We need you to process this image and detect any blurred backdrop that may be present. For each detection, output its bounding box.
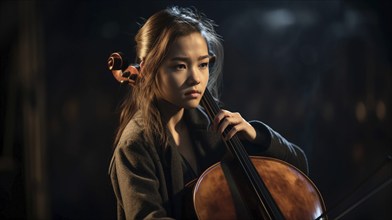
[1,0,391,219]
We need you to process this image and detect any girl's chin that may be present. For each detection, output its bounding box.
[183,101,201,109]
[184,106,199,110]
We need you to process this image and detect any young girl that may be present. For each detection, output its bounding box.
[109,6,308,219]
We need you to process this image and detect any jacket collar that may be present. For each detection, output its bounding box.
[183,106,211,131]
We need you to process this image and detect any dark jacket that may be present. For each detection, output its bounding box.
[109,107,308,220]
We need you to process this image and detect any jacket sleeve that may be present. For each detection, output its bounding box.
[244,120,309,175]
[109,141,174,220]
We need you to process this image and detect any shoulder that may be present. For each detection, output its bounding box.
[109,112,159,174]
[118,111,145,147]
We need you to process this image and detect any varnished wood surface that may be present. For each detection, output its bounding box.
[193,156,326,220]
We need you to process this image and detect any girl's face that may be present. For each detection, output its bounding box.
[157,32,210,109]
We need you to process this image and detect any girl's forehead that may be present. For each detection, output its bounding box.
[166,33,208,58]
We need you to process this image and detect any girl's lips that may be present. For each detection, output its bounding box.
[185,90,201,98]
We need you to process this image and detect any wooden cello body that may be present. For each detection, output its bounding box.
[192,157,326,220]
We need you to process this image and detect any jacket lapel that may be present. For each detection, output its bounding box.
[185,107,226,174]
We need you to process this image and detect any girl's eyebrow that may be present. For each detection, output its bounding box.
[170,55,211,62]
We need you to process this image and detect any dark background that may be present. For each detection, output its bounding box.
[1,0,391,219]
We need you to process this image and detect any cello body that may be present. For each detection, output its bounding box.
[192,156,327,220]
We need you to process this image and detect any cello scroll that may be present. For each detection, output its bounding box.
[107,52,141,86]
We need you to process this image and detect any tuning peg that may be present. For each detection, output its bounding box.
[121,71,130,78]
[129,74,138,81]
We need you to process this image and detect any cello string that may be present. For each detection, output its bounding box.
[201,91,271,216]
[201,91,261,193]
[201,89,281,219]
[202,90,252,172]
[203,90,267,182]
[202,89,268,191]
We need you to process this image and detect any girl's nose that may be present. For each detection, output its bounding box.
[188,68,201,85]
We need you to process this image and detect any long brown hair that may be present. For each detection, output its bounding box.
[114,6,224,148]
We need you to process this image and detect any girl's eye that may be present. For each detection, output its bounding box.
[175,64,186,70]
[199,62,209,69]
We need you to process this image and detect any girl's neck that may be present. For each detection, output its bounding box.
[157,98,185,134]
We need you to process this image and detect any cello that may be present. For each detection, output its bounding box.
[107,52,327,220]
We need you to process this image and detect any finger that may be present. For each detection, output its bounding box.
[224,124,243,140]
[217,117,231,134]
[213,110,230,130]
[218,115,243,135]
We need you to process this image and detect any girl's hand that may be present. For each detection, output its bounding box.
[213,110,261,144]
